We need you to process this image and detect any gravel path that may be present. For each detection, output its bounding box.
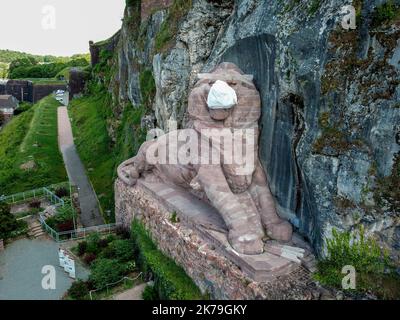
[0,238,89,300]
[58,107,104,227]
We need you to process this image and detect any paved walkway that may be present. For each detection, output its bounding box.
[0,238,89,300]
[58,107,103,227]
[112,283,146,300]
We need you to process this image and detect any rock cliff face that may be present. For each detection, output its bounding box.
[105,0,399,259]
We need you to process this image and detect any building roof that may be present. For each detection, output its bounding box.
[0,95,18,109]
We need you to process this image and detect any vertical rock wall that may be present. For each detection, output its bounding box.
[108,0,400,260]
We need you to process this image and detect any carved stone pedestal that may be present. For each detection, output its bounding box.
[115,176,318,299]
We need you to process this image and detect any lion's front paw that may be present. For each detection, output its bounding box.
[228,229,264,255]
[265,220,293,242]
[118,165,139,186]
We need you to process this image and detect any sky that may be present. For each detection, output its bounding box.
[0,0,126,57]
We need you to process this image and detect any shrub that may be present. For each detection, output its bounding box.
[29,200,41,209]
[314,227,400,299]
[55,187,69,198]
[100,246,116,259]
[13,102,32,115]
[56,220,74,232]
[131,220,204,300]
[45,204,74,232]
[98,238,109,248]
[0,202,19,240]
[77,241,87,256]
[67,280,89,300]
[142,284,159,300]
[83,253,97,265]
[8,220,28,238]
[116,226,130,239]
[89,258,126,290]
[110,239,134,262]
[106,234,116,243]
[86,232,101,254]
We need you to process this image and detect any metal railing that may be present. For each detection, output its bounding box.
[0,185,66,207]
[89,273,143,300]
[38,214,121,243]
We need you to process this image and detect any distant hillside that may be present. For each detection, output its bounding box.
[0,49,90,79]
[0,49,59,64]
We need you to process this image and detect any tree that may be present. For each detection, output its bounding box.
[0,202,18,239]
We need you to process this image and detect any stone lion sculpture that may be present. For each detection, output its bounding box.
[117,62,293,255]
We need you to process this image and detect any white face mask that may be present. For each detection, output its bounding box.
[207,80,238,110]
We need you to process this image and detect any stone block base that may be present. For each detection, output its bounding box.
[115,177,318,300]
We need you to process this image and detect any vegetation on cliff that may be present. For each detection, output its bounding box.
[131,220,205,300]
[0,96,67,195]
[154,0,193,53]
[315,227,400,299]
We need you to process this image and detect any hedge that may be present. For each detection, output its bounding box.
[131,220,204,300]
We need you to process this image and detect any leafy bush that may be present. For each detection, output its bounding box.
[110,239,135,262]
[116,226,131,239]
[83,253,97,266]
[0,202,19,239]
[106,234,116,243]
[55,187,69,198]
[77,241,87,256]
[142,284,159,300]
[98,238,109,249]
[57,220,74,232]
[29,200,41,209]
[315,227,400,299]
[86,233,101,254]
[45,204,74,232]
[8,220,28,239]
[131,220,204,300]
[100,246,116,259]
[13,102,32,116]
[67,280,89,300]
[89,258,127,290]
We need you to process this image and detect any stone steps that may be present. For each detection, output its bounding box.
[28,222,45,239]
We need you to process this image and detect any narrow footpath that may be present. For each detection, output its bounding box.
[58,106,104,227]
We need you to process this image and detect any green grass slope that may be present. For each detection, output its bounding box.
[0,96,67,195]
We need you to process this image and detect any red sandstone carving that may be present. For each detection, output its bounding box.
[117,63,293,255]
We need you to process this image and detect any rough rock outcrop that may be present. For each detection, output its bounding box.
[107,0,400,261]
